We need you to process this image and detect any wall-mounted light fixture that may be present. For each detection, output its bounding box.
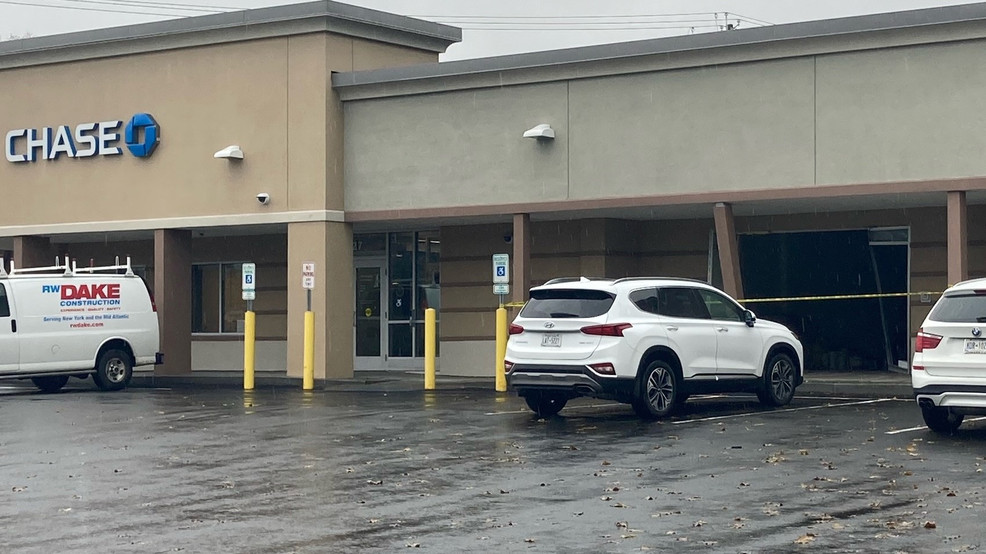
[214,145,244,159]
[523,124,554,140]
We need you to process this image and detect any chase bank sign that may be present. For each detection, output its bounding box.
[5,112,160,163]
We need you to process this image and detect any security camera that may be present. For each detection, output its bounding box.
[256,193,270,205]
[503,233,513,244]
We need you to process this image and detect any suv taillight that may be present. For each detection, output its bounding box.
[580,323,632,337]
[915,329,942,352]
[504,360,514,373]
[509,324,524,335]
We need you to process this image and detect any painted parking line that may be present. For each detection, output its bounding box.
[672,398,901,425]
[885,416,986,435]
[487,397,903,417]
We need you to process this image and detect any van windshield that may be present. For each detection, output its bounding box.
[520,289,615,319]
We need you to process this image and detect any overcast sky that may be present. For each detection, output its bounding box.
[0,0,976,60]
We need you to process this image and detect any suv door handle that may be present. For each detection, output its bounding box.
[716,327,728,333]
[666,326,678,332]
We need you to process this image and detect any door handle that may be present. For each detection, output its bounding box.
[716,327,728,333]
[666,326,678,332]
[11,319,16,333]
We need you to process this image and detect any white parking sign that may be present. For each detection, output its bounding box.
[242,263,256,300]
[492,254,509,284]
[302,262,315,290]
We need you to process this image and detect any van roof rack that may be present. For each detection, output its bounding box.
[0,256,135,278]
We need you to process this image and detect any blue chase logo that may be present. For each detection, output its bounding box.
[5,112,161,163]
[124,113,160,158]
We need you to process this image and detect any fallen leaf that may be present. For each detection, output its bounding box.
[794,533,816,544]
[924,521,937,529]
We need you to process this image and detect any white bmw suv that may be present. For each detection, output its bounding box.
[504,277,804,418]
[912,277,986,434]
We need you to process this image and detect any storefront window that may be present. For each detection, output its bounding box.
[192,262,244,333]
[389,233,415,356]
[415,230,440,357]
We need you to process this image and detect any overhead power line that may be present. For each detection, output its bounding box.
[0,0,233,18]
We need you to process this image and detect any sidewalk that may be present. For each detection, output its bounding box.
[131,369,913,398]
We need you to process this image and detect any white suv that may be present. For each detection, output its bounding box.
[912,277,986,434]
[505,277,804,418]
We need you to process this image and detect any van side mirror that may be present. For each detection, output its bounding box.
[744,310,756,327]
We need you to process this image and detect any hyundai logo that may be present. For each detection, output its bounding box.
[974,328,982,337]
[544,322,555,329]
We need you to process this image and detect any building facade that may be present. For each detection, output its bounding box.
[3,1,985,379]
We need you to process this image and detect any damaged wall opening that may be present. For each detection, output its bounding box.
[737,228,909,373]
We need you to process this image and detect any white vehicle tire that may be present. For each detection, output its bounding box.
[93,349,133,391]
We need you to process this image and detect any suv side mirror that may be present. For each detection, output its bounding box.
[744,309,756,327]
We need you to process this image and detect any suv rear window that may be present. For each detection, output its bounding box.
[521,289,615,319]
[929,293,986,323]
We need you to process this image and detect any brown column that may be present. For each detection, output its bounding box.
[512,213,531,305]
[13,236,54,269]
[713,202,745,300]
[287,221,353,380]
[947,191,968,286]
[154,229,192,375]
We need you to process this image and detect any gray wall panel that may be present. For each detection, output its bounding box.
[567,58,816,198]
[816,41,986,184]
[344,83,569,211]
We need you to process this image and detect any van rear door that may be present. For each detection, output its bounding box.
[0,283,18,373]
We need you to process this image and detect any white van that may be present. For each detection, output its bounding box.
[0,257,161,392]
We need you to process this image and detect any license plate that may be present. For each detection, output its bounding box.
[965,339,986,354]
[541,333,561,347]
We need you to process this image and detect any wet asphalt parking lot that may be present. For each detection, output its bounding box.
[2,381,985,553]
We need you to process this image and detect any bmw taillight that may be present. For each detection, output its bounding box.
[580,323,632,337]
[915,329,942,352]
[509,324,524,335]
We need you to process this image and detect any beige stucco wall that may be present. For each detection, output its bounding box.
[343,40,986,212]
[816,41,986,184]
[1,38,293,223]
[0,33,437,226]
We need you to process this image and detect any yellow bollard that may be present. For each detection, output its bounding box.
[425,308,436,390]
[243,310,256,390]
[303,310,314,390]
[495,306,507,392]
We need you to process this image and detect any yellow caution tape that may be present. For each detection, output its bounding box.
[500,291,941,308]
[738,291,942,304]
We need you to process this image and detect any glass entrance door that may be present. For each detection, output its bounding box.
[354,260,385,369]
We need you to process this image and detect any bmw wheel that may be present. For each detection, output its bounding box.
[524,391,568,418]
[633,360,679,419]
[921,405,964,434]
[93,349,133,391]
[759,353,797,407]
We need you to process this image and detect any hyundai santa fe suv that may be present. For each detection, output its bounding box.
[912,277,986,434]
[504,277,804,418]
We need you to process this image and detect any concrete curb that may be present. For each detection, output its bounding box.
[131,371,913,398]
